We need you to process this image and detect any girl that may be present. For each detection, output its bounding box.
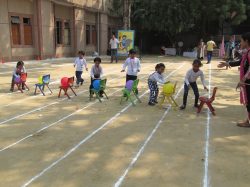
[89,57,104,97]
[148,63,169,106]
[224,37,235,61]
[121,49,141,96]
[10,61,26,91]
[218,32,250,127]
[197,39,205,60]
[180,59,208,109]
[73,51,88,88]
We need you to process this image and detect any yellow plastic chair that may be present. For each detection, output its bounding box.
[158,81,178,110]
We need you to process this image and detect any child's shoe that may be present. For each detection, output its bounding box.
[80,79,84,85]
[22,87,25,90]
[75,84,79,88]
[148,102,155,106]
[99,94,103,98]
[194,104,200,108]
[154,100,158,104]
[180,105,186,110]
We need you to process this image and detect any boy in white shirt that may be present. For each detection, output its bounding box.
[121,49,141,96]
[73,51,88,88]
[109,35,119,63]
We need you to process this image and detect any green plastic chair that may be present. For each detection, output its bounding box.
[90,78,109,102]
[120,79,141,107]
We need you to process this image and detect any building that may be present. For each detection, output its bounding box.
[0,0,123,62]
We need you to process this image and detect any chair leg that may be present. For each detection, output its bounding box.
[42,84,45,91]
[47,85,53,93]
[158,96,165,109]
[170,96,178,106]
[12,84,15,92]
[103,91,109,99]
[34,85,37,95]
[17,84,23,93]
[166,96,176,111]
[207,103,216,115]
[89,91,93,101]
[197,102,204,114]
[40,86,45,96]
[69,87,77,96]
[58,88,62,98]
[120,92,125,104]
[24,83,30,90]
[128,95,136,106]
[64,88,71,99]
[133,91,141,103]
[96,92,102,102]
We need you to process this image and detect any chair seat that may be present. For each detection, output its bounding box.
[160,91,174,96]
[199,97,213,103]
[35,83,43,86]
[59,86,69,89]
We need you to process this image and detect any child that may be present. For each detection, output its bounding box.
[10,61,26,91]
[180,59,208,109]
[148,63,170,106]
[73,51,88,88]
[89,57,104,97]
[121,49,141,96]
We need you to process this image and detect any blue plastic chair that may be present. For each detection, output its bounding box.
[34,74,53,96]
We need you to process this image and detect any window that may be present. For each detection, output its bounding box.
[56,21,62,44]
[23,18,32,45]
[86,25,90,45]
[10,14,34,47]
[92,25,96,45]
[11,16,21,45]
[64,22,70,45]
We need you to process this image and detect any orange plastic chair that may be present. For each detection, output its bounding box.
[58,76,77,99]
[12,73,30,93]
[197,87,218,115]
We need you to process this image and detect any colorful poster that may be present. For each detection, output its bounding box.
[117,30,135,56]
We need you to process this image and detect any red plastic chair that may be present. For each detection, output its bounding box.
[58,76,77,99]
[197,87,218,115]
[12,73,30,93]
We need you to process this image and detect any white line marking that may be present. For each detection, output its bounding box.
[0,66,119,98]
[114,84,184,187]
[21,63,183,187]
[203,64,211,187]
[0,63,162,152]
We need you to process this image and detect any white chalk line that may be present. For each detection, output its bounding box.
[0,67,121,108]
[0,63,163,152]
[203,64,211,187]
[115,85,184,187]
[0,66,119,98]
[21,63,182,187]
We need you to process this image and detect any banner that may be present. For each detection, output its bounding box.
[117,30,135,56]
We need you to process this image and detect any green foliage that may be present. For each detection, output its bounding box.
[134,46,140,54]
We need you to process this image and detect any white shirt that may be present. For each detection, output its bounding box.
[109,38,119,49]
[178,41,183,47]
[149,71,166,84]
[73,58,88,71]
[123,57,141,76]
[91,65,103,78]
[185,68,206,87]
[13,66,26,78]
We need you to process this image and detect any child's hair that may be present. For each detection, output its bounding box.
[94,57,101,63]
[122,35,126,38]
[193,59,203,67]
[210,37,213,40]
[241,32,250,45]
[155,63,165,71]
[129,49,136,54]
[17,61,24,66]
[78,50,85,55]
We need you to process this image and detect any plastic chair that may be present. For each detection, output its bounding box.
[12,73,30,93]
[34,74,53,96]
[120,79,141,107]
[90,78,109,102]
[158,81,178,110]
[197,87,218,115]
[58,76,77,99]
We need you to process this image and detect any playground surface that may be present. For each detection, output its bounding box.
[0,55,249,187]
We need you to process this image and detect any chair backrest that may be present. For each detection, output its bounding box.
[210,87,218,101]
[132,79,139,91]
[43,74,50,84]
[172,81,178,94]
[68,76,74,87]
[99,78,107,90]
[20,73,27,82]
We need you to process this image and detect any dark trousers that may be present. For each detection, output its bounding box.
[89,76,104,95]
[111,49,117,62]
[75,71,83,85]
[207,51,213,63]
[11,74,24,89]
[125,74,138,94]
[183,82,199,106]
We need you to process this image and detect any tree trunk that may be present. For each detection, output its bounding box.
[123,0,131,30]
[201,12,206,39]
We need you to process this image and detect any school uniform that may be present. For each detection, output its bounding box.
[183,68,206,106]
[122,57,141,93]
[89,65,104,95]
[73,58,88,85]
[148,71,166,102]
